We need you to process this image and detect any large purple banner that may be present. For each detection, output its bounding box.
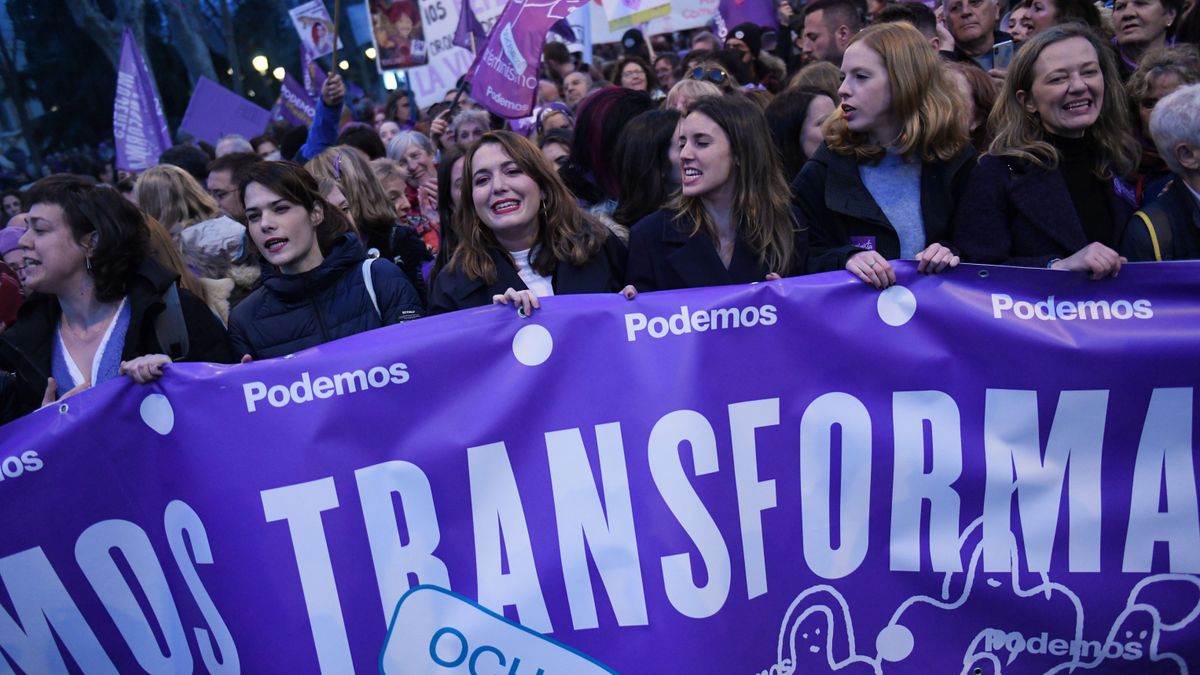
[2,262,1199,673]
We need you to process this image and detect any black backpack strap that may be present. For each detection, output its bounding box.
[155,282,190,360]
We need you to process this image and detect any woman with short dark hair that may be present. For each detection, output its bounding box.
[228,162,422,360]
[0,175,232,422]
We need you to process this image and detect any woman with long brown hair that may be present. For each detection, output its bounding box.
[954,24,1140,276]
[429,131,627,315]
[627,94,807,291]
[791,22,974,289]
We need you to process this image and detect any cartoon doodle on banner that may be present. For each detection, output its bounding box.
[370,0,429,69]
[762,517,1200,674]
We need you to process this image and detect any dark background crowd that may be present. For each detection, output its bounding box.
[0,0,1198,423]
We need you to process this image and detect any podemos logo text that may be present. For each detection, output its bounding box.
[991,294,1152,321]
[624,304,778,341]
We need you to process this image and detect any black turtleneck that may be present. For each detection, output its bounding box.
[1049,133,1113,247]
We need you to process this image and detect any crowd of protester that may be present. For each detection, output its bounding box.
[0,0,1198,422]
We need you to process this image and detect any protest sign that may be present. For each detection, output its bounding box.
[575,0,719,46]
[600,0,672,31]
[290,0,343,59]
[112,28,171,171]
[2,262,1199,672]
[178,77,271,146]
[368,0,430,70]
[466,0,591,118]
[403,0,506,109]
[270,75,318,127]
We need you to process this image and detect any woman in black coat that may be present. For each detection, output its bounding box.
[228,162,422,360]
[790,23,975,289]
[627,95,807,292]
[429,131,627,316]
[0,176,232,423]
[953,25,1139,275]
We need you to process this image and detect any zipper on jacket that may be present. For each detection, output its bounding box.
[303,276,330,342]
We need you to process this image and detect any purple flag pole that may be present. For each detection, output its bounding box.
[464,0,591,119]
[113,28,172,172]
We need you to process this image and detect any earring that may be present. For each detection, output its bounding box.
[85,257,93,273]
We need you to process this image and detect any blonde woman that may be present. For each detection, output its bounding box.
[954,24,1139,276]
[135,164,220,240]
[791,22,975,289]
[307,146,431,302]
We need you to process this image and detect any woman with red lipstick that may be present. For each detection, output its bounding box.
[954,25,1140,276]
[428,131,627,315]
[627,95,808,292]
[228,162,423,360]
[790,22,975,290]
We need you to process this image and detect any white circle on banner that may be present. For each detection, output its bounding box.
[876,624,914,662]
[877,285,917,326]
[512,324,553,366]
[139,394,175,435]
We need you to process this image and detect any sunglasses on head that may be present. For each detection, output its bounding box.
[688,67,729,85]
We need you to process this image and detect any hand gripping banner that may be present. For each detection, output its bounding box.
[1,262,1199,673]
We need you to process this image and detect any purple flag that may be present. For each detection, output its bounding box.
[452,0,489,51]
[549,18,577,41]
[718,0,779,31]
[179,77,271,145]
[465,0,590,118]
[270,75,318,127]
[3,262,1200,672]
[113,28,171,171]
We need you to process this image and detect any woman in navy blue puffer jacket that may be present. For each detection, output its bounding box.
[228,161,422,360]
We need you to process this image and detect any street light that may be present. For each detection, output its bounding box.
[339,60,350,71]
[365,47,377,59]
[272,67,285,81]
[251,55,269,75]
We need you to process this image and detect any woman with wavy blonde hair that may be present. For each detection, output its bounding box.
[954,24,1139,277]
[627,95,807,292]
[135,164,220,240]
[791,22,974,289]
[429,131,627,315]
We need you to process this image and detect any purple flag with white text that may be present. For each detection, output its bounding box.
[2,262,1200,672]
[464,0,590,118]
[113,28,171,171]
[271,75,318,127]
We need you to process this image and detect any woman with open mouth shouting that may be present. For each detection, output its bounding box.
[227,162,423,361]
[954,24,1140,279]
[791,22,975,290]
[625,94,809,293]
[428,131,628,316]
[0,176,233,422]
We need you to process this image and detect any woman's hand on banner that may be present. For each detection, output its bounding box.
[493,288,540,317]
[847,251,896,289]
[120,354,172,384]
[916,243,960,274]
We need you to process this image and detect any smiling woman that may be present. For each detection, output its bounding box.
[428,131,627,315]
[953,25,1141,277]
